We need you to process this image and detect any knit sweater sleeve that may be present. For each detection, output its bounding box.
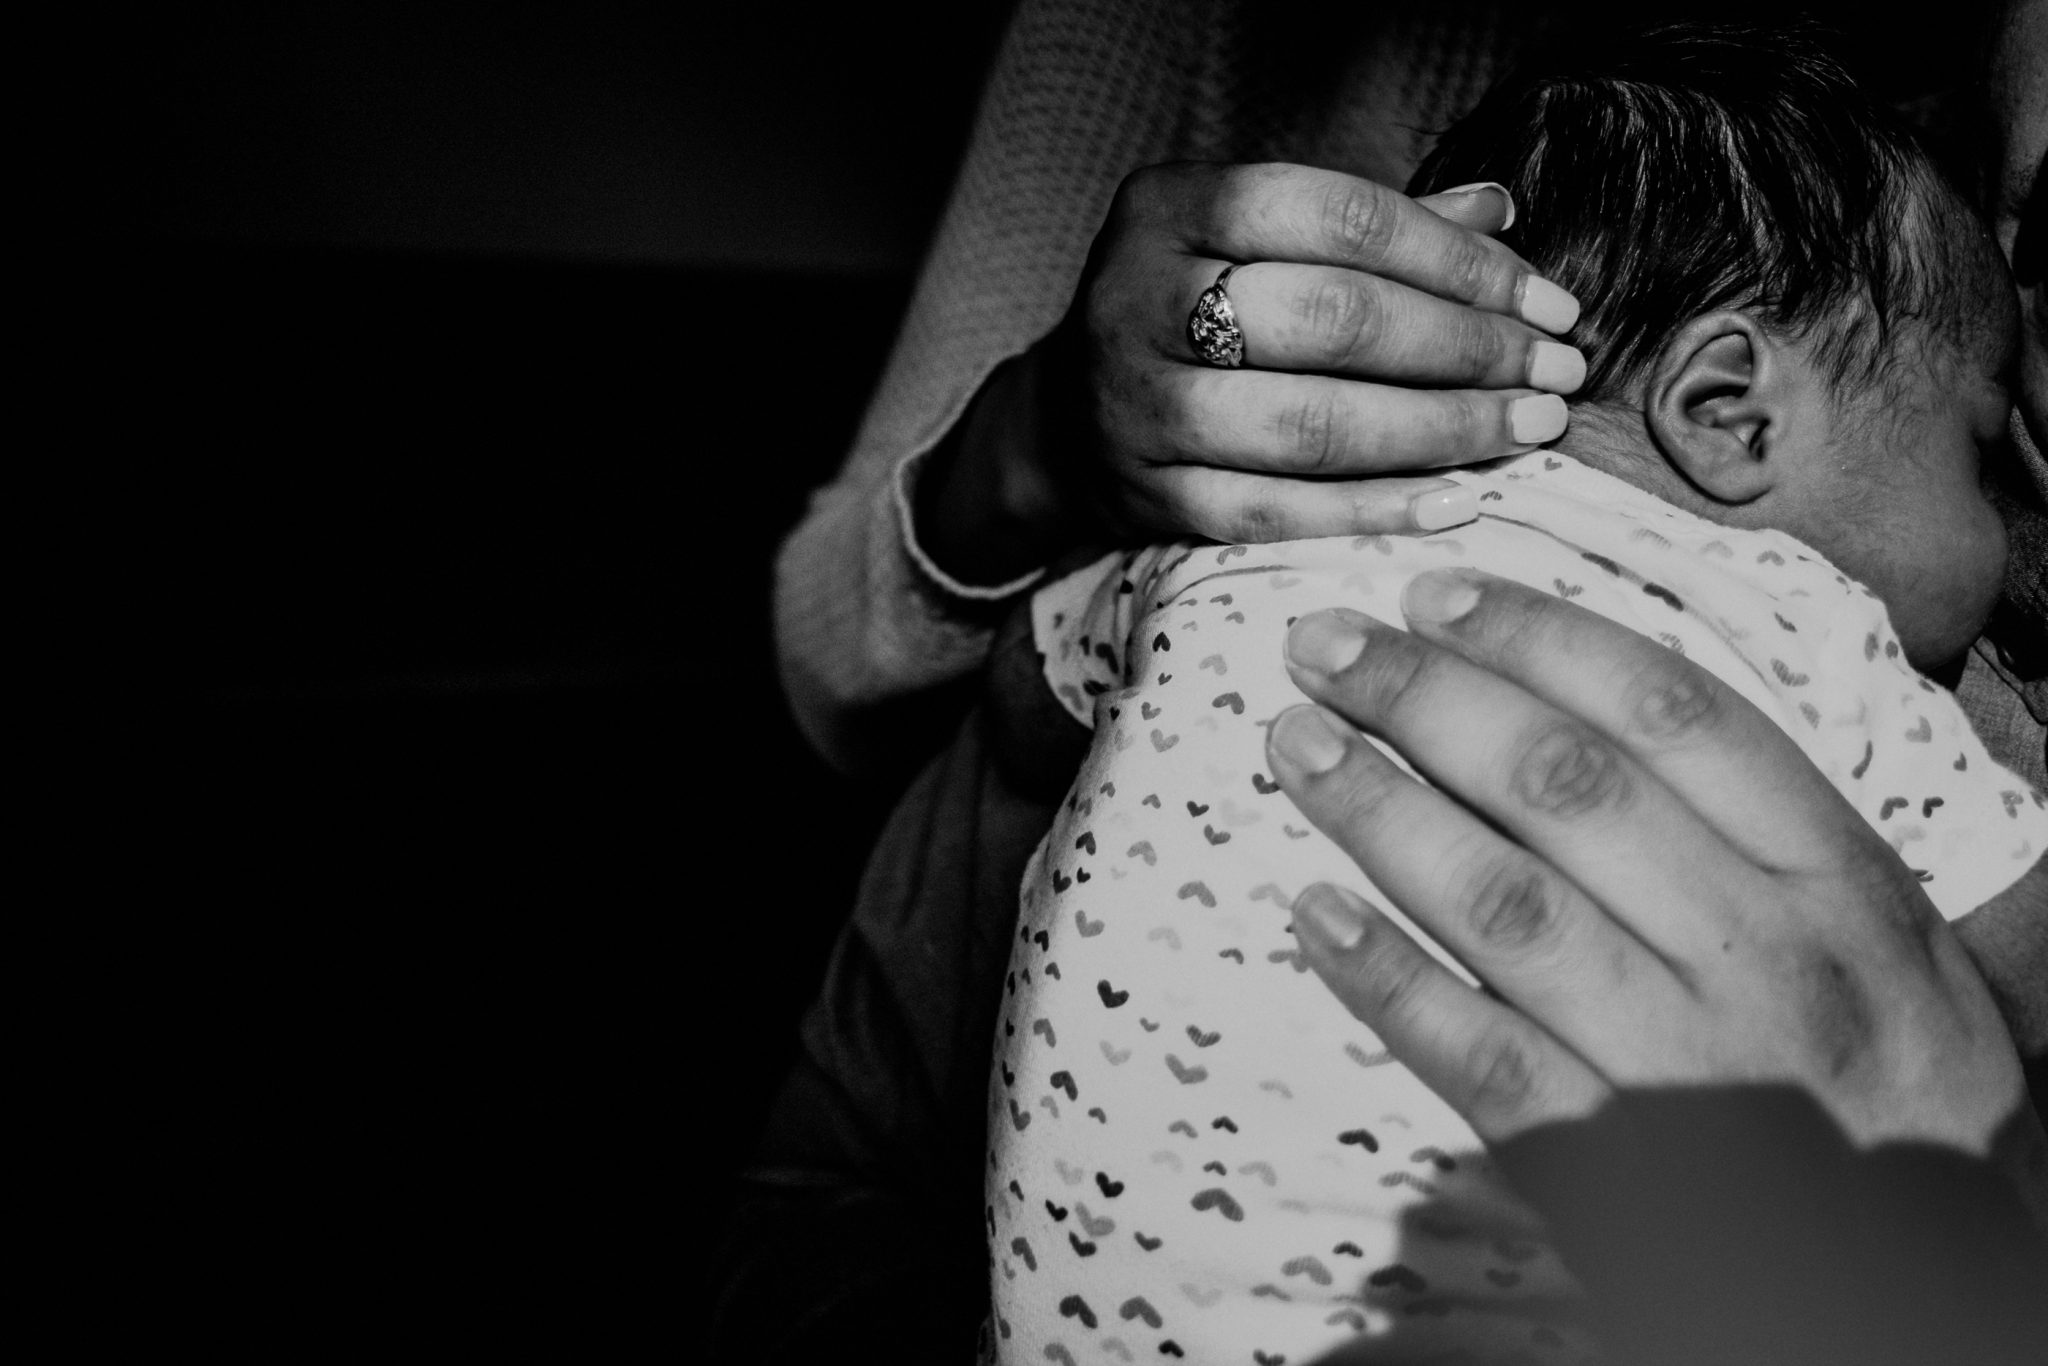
[770,0,1208,775]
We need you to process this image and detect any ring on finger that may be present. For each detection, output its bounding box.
[1188,263,1246,368]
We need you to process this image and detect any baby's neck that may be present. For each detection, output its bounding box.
[1544,412,1967,673]
[1547,408,1738,528]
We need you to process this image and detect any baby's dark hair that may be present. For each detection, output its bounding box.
[1410,21,1979,400]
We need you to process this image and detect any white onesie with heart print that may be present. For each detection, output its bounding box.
[981,450,2046,1366]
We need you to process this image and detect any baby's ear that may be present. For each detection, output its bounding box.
[1644,311,1793,505]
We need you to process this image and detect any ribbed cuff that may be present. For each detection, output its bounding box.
[892,446,1047,603]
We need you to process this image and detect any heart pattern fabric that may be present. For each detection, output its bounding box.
[992,452,2046,1365]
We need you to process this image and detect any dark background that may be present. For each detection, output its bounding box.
[118,2,1011,1349]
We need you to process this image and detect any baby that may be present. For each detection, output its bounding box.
[985,22,2047,1366]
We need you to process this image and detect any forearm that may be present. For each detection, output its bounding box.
[774,351,1074,777]
[773,477,1002,777]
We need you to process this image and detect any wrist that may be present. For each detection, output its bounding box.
[915,349,1077,587]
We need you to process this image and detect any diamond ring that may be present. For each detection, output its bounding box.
[1187,264,1245,368]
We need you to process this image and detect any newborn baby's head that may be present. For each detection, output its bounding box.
[1413,21,2019,668]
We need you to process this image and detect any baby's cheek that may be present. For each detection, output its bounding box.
[1935,494,2008,657]
[1881,473,2006,671]
[1966,493,2010,600]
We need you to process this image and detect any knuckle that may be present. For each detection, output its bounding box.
[1357,942,1434,1032]
[1792,948,1877,1080]
[1457,314,1511,378]
[1473,593,1552,662]
[1509,722,1634,820]
[1103,175,1152,234]
[1274,390,1354,473]
[1321,181,1397,261]
[1321,749,1407,833]
[1459,588,1582,675]
[1458,857,1557,951]
[1229,488,1293,543]
[1438,234,1500,305]
[1623,658,1725,745]
[1423,390,1489,456]
[1299,276,1380,358]
[1465,1024,1542,1116]
[1341,624,1437,719]
[1118,161,1173,209]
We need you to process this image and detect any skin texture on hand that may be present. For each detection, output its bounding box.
[1263,570,2048,1363]
[913,168,1586,588]
[1265,572,2041,1164]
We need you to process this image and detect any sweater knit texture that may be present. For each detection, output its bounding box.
[770,0,2044,780]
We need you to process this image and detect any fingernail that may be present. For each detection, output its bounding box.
[1286,610,1367,675]
[1402,569,1483,625]
[1295,883,1370,951]
[1409,484,1478,531]
[1519,276,1581,333]
[1436,181,1516,230]
[1508,393,1569,445]
[1528,340,1587,395]
[1270,706,1351,775]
